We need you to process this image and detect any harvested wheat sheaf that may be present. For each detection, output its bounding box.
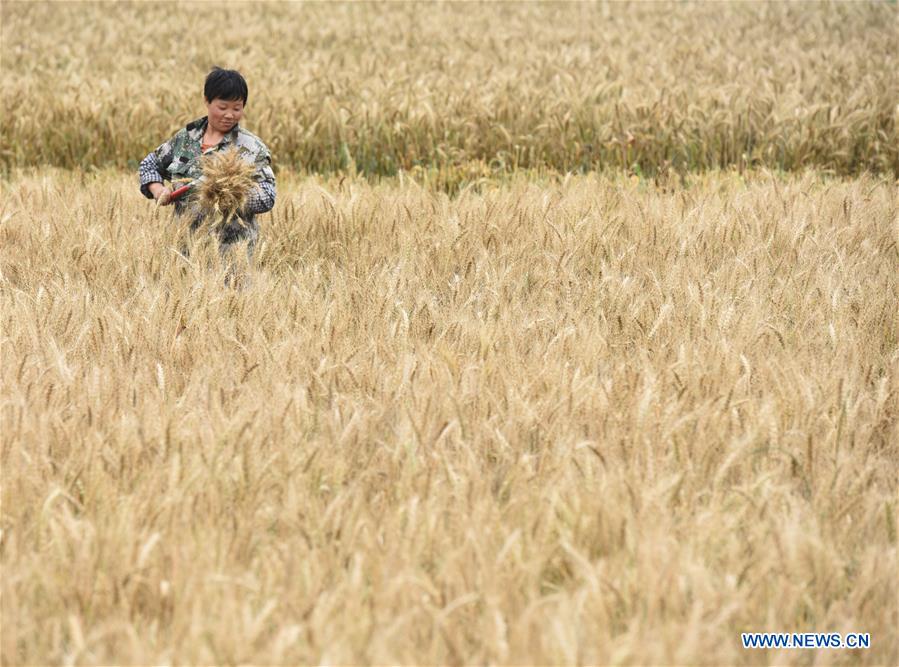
[196,149,256,217]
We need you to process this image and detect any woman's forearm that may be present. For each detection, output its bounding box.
[139,150,167,199]
[244,180,276,215]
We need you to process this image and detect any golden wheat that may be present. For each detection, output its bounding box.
[1,168,896,665]
[2,1,898,664]
[1,3,897,178]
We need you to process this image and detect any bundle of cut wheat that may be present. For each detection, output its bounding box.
[196,149,256,219]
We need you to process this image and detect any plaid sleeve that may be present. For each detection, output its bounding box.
[138,138,176,199]
[243,148,276,215]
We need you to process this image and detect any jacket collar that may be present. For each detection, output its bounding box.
[186,116,240,145]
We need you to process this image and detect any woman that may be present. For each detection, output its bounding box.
[138,67,276,259]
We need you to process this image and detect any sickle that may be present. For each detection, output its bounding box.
[169,183,193,201]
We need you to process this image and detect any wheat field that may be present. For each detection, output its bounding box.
[2,1,899,666]
[2,169,897,665]
[2,2,897,177]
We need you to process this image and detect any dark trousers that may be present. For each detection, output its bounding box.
[177,212,258,287]
[178,210,258,259]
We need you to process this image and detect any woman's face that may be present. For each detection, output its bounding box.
[206,97,244,134]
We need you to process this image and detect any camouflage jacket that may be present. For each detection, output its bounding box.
[138,116,276,223]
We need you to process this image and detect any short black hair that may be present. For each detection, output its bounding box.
[204,67,248,105]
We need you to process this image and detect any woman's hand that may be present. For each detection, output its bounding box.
[149,182,173,206]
